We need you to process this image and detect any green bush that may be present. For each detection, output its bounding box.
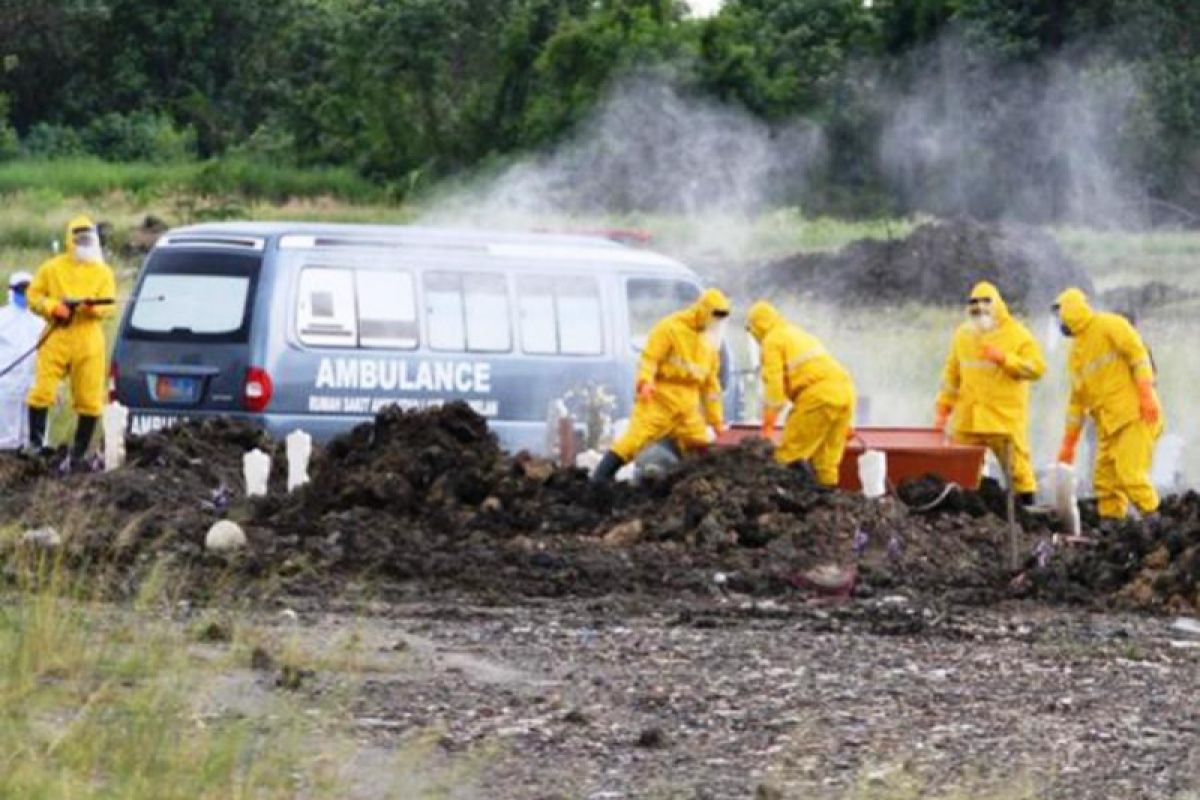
[21,123,87,159]
[81,112,197,163]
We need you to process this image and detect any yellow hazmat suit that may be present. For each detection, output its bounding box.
[934,282,1045,494]
[26,215,116,417]
[747,301,855,485]
[1055,288,1162,519]
[610,288,729,462]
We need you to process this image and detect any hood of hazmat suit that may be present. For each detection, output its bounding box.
[24,215,116,417]
[936,282,1045,436]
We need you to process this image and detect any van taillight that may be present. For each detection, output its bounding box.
[243,367,273,412]
[108,363,119,402]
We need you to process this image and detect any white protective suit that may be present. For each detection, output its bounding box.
[0,273,46,449]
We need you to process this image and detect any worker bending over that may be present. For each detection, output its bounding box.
[746,300,855,486]
[1054,288,1163,522]
[25,215,116,469]
[934,282,1045,504]
[592,288,730,483]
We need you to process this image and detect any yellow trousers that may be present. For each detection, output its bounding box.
[776,393,853,486]
[1094,420,1159,519]
[612,392,710,462]
[952,431,1036,494]
[26,324,107,416]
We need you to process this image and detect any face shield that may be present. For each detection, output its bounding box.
[72,226,103,263]
[1052,302,1073,337]
[705,309,730,349]
[966,296,996,332]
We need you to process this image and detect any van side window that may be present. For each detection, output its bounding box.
[425,272,511,353]
[517,275,604,356]
[298,268,357,347]
[626,278,701,351]
[356,270,418,350]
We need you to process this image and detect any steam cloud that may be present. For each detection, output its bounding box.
[879,36,1147,227]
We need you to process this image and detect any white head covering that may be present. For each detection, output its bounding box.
[7,270,32,288]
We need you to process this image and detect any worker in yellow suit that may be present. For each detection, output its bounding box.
[934,282,1046,504]
[747,300,855,486]
[592,288,730,483]
[1054,287,1163,521]
[25,215,116,469]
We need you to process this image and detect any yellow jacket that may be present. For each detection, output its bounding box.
[746,301,854,410]
[1057,288,1159,437]
[936,282,1045,434]
[28,215,117,330]
[637,288,728,426]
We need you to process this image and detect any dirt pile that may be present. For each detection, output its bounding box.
[1032,491,1200,612]
[749,218,1093,309]
[0,404,1192,611]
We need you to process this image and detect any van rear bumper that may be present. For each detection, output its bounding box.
[125,409,556,453]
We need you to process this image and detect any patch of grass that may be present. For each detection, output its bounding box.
[0,557,479,798]
[0,158,381,204]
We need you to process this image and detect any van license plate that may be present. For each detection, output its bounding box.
[151,375,199,403]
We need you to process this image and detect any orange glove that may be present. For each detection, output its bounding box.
[636,380,655,402]
[1136,380,1160,424]
[845,425,856,441]
[933,403,952,432]
[761,407,779,437]
[1058,429,1081,465]
[982,343,1006,366]
[711,421,727,438]
[52,302,73,321]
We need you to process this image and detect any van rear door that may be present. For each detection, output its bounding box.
[113,246,263,424]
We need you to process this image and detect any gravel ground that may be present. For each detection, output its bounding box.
[258,596,1200,799]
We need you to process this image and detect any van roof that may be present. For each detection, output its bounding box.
[162,222,696,276]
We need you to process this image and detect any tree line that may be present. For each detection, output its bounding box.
[1,0,1197,222]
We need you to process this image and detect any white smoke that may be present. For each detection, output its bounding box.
[878,36,1147,227]
[421,77,826,263]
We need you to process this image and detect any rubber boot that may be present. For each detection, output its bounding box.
[590,450,626,485]
[1018,492,1036,508]
[22,406,48,457]
[68,414,100,472]
[787,459,817,483]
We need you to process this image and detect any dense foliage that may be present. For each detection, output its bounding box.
[0,0,1196,220]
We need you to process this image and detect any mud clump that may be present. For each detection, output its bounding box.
[750,218,1093,310]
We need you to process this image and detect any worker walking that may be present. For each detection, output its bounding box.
[746,300,855,486]
[934,282,1045,504]
[1054,287,1163,522]
[591,288,730,483]
[0,271,45,449]
[25,215,116,468]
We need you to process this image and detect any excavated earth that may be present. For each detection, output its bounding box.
[747,218,1095,310]
[1,403,1196,614]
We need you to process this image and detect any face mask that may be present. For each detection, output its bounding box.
[705,316,728,349]
[74,240,103,263]
[969,310,996,333]
[1059,323,1073,337]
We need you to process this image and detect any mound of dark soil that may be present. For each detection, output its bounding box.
[750,218,1093,310]
[1032,492,1200,612]
[1,404,1192,611]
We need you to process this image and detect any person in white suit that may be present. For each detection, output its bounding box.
[0,271,46,450]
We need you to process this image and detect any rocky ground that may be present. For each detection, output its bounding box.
[228,595,1200,799]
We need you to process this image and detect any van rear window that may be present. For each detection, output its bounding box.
[127,250,261,343]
